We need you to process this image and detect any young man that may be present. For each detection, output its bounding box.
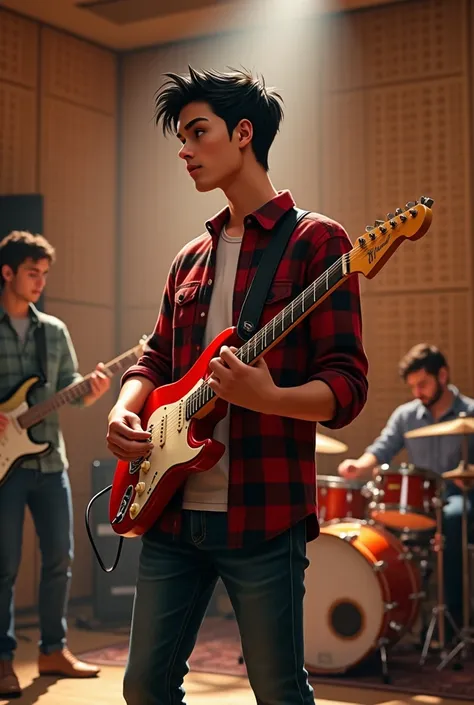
[0,231,111,696]
[107,67,368,705]
[339,343,474,638]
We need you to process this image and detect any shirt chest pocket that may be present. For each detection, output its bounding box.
[265,280,294,305]
[174,282,200,328]
[260,279,297,328]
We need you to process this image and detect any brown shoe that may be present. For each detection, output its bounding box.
[38,648,100,678]
[0,659,21,696]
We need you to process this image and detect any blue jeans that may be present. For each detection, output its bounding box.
[0,468,74,659]
[124,511,314,705]
[443,490,474,627]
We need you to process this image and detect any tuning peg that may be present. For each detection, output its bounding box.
[365,225,375,232]
[374,220,384,227]
[405,201,417,208]
[387,213,395,219]
[395,208,403,215]
[420,196,434,208]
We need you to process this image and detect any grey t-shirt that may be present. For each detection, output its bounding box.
[182,228,242,511]
[10,316,30,344]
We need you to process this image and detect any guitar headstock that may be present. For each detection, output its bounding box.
[349,197,434,278]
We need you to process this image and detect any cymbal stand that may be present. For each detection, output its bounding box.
[438,433,474,671]
[420,493,460,665]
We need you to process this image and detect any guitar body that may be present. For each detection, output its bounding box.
[0,377,52,486]
[0,337,147,488]
[109,328,234,537]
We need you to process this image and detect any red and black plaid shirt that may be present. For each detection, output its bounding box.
[122,190,368,547]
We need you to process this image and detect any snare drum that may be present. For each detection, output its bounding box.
[317,475,367,523]
[367,463,442,531]
[304,520,422,674]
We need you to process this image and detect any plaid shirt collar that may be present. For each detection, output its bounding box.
[205,189,296,239]
[0,301,42,325]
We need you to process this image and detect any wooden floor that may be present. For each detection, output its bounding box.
[1,624,468,705]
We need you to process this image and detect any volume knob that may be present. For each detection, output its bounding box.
[141,460,151,473]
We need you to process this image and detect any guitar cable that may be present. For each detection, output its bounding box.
[85,484,124,573]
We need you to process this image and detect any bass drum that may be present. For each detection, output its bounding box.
[304,520,422,674]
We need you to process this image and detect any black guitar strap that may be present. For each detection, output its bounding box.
[236,207,310,341]
[34,322,48,385]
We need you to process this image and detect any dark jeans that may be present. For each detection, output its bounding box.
[124,511,314,705]
[443,490,474,628]
[0,467,73,659]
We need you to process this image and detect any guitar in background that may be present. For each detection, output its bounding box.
[0,336,148,486]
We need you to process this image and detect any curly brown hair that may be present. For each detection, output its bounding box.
[0,231,55,286]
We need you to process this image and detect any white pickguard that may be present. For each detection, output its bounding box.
[0,403,50,483]
[127,382,204,518]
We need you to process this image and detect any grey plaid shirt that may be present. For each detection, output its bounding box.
[0,303,83,472]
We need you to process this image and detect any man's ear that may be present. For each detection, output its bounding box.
[1,264,14,284]
[235,119,253,149]
[438,366,449,386]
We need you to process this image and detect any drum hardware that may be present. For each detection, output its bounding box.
[377,637,390,683]
[437,458,474,670]
[419,494,460,665]
[384,602,398,611]
[405,412,474,669]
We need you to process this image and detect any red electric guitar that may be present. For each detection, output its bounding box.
[109,198,434,537]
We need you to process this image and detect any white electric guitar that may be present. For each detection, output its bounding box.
[0,337,147,487]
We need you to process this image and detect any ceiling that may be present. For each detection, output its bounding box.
[0,0,406,50]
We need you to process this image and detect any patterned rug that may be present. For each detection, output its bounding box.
[79,617,474,701]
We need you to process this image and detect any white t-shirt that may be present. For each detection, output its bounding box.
[182,228,242,511]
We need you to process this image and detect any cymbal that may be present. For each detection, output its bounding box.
[404,416,474,439]
[315,433,348,454]
[442,464,474,480]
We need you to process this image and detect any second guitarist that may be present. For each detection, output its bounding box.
[0,231,110,696]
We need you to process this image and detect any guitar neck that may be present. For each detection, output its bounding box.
[19,348,139,430]
[186,252,350,419]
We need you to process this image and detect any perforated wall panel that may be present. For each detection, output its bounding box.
[0,11,38,88]
[41,27,116,115]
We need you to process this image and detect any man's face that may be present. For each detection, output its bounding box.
[176,101,246,193]
[405,368,446,408]
[1,257,50,304]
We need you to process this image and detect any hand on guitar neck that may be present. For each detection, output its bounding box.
[82,362,111,406]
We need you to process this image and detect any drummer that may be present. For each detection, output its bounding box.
[338,343,474,638]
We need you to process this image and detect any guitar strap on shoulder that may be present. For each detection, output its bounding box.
[236,207,310,341]
[34,322,48,385]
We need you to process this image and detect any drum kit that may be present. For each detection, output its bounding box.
[305,415,474,682]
